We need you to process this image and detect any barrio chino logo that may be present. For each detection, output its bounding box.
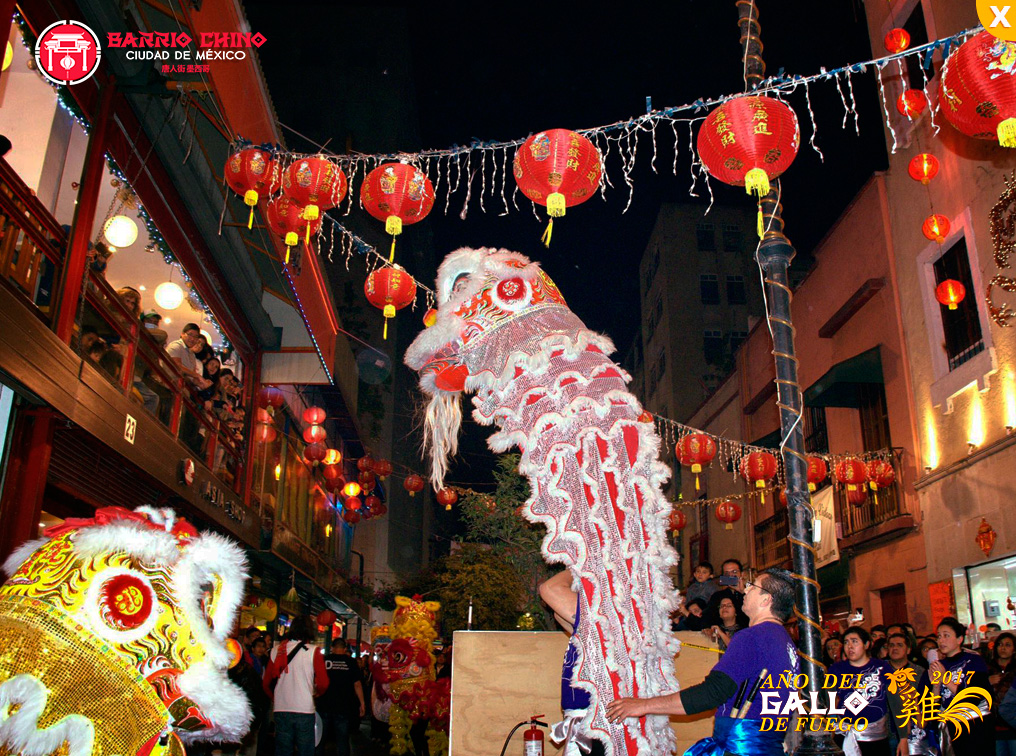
[978,1,1016,41]
[34,20,101,86]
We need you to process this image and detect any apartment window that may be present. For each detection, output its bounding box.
[643,245,661,291]
[726,275,747,305]
[858,383,892,452]
[902,5,930,91]
[656,349,666,384]
[803,405,829,454]
[697,223,716,252]
[700,274,720,305]
[729,330,748,352]
[645,294,663,343]
[722,224,743,252]
[933,237,984,371]
[703,329,724,364]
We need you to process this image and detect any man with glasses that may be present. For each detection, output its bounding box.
[607,568,800,756]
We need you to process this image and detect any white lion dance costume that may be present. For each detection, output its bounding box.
[405,248,680,756]
[0,506,252,756]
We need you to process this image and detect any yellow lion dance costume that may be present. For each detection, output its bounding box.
[0,506,251,756]
[384,596,447,756]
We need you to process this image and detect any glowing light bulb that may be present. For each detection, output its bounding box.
[103,215,138,248]
[154,281,185,310]
[3,42,12,72]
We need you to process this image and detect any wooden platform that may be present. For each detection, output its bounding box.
[449,630,717,755]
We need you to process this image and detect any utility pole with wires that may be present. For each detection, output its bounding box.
[736,2,842,754]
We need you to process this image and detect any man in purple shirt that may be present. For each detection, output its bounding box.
[607,568,800,756]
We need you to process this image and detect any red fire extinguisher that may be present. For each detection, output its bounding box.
[523,716,545,756]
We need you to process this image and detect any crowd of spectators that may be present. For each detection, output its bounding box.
[671,560,1016,754]
[74,265,247,456]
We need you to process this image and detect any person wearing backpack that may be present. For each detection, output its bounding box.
[263,616,329,756]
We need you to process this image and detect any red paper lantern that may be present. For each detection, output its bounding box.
[936,279,966,310]
[807,456,828,492]
[303,425,327,444]
[697,96,800,204]
[304,442,327,465]
[847,487,869,507]
[345,495,362,511]
[740,451,778,492]
[364,494,382,512]
[404,474,425,497]
[303,406,327,425]
[678,433,718,491]
[638,410,654,423]
[865,458,896,491]
[923,214,951,244]
[264,196,321,262]
[884,27,911,54]
[940,31,1016,147]
[513,129,602,246]
[908,153,939,184]
[896,89,927,119]
[361,163,436,262]
[834,457,867,492]
[358,470,376,493]
[282,156,348,242]
[254,422,277,444]
[373,459,393,480]
[343,508,361,525]
[342,481,361,498]
[324,476,345,493]
[715,500,742,531]
[364,266,418,339]
[256,385,285,409]
[323,449,342,466]
[373,501,388,517]
[668,509,688,534]
[317,609,337,626]
[322,463,343,480]
[225,147,279,229]
[358,456,375,473]
[436,488,458,511]
[779,488,788,507]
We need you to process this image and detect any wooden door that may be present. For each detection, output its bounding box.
[880,583,908,626]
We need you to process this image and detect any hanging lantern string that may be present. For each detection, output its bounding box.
[257,27,974,171]
[323,215,436,297]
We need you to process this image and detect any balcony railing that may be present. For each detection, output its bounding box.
[834,448,914,547]
[0,158,245,495]
[754,510,790,570]
[0,160,65,322]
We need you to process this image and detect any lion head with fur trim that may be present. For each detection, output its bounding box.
[0,507,251,756]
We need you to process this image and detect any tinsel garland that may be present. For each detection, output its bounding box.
[988,171,1016,327]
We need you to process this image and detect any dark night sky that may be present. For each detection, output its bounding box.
[246,0,888,358]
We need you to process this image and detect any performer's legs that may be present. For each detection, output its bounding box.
[274,712,294,756]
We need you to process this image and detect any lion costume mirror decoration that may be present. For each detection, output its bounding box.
[405,248,679,756]
[0,506,252,756]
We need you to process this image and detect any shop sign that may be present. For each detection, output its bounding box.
[124,413,136,444]
[200,480,246,525]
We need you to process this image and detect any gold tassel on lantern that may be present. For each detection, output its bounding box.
[284,232,298,264]
[744,167,770,197]
[999,118,1016,148]
[382,304,395,340]
[542,192,567,247]
[692,463,702,491]
[386,216,402,263]
[244,190,258,230]
[303,204,320,244]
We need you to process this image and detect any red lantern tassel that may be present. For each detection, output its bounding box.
[389,236,397,264]
[695,473,700,491]
[248,206,255,230]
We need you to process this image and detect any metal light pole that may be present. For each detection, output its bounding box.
[736,3,842,754]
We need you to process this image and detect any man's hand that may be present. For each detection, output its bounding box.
[606,698,647,723]
[359,702,366,718]
[896,737,908,756]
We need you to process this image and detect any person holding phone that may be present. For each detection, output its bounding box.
[702,559,749,631]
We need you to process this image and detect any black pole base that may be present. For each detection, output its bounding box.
[792,732,845,756]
